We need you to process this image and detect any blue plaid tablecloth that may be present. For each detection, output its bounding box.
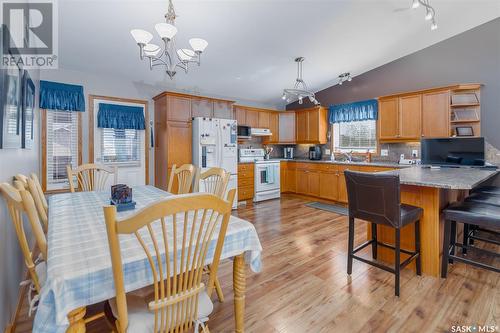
[33,185,262,333]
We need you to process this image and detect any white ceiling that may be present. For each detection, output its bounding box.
[57,0,500,108]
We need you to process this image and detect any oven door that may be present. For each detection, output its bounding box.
[255,163,280,192]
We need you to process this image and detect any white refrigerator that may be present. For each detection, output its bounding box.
[192,117,238,208]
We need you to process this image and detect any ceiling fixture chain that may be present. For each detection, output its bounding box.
[282,57,320,106]
[130,0,208,79]
[412,0,438,30]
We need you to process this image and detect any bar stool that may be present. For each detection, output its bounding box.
[461,192,500,253]
[442,201,500,277]
[345,170,422,297]
[471,185,500,195]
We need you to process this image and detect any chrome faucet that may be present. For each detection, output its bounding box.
[342,151,353,163]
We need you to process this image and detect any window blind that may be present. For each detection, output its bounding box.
[46,110,79,190]
[333,120,376,152]
[101,128,141,165]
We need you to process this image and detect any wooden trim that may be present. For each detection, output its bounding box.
[153,90,235,104]
[232,104,282,113]
[78,112,83,166]
[88,95,150,185]
[378,83,482,100]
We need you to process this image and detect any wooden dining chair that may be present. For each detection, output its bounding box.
[14,174,29,188]
[0,183,47,312]
[28,174,49,232]
[103,189,236,333]
[193,167,230,302]
[66,163,118,192]
[167,164,195,194]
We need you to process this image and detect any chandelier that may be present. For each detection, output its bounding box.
[282,57,319,105]
[130,0,208,79]
[411,0,438,30]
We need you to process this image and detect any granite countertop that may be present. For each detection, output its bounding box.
[380,166,499,190]
[238,158,406,168]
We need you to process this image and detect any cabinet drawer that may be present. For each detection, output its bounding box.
[238,177,254,187]
[238,163,254,172]
[238,185,254,201]
[317,163,338,172]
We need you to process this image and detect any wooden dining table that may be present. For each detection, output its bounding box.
[32,185,263,333]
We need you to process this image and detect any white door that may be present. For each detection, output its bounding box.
[92,98,146,187]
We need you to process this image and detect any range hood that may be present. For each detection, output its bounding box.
[250,128,272,136]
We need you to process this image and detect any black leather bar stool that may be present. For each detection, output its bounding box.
[345,170,422,297]
[442,201,500,277]
[471,185,500,195]
[461,192,500,253]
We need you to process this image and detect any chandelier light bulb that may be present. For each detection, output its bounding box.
[431,20,438,30]
[177,49,195,61]
[412,0,420,9]
[425,9,433,20]
[155,23,178,40]
[130,29,153,45]
[189,38,209,53]
[144,44,161,57]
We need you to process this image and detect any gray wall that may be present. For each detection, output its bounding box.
[0,69,40,331]
[287,18,500,149]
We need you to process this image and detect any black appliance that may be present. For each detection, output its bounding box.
[421,137,485,166]
[308,146,322,160]
[237,125,251,139]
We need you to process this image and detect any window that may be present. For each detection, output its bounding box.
[333,120,377,152]
[45,110,80,191]
[101,128,141,165]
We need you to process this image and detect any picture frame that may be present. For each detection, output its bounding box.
[456,126,474,137]
[0,25,22,149]
[22,70,35,149]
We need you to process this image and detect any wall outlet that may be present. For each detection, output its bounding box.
[412,149,419,158]
[325,149,331,155]
[381,149,389,156]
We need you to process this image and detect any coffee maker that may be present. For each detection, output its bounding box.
[284,147,294,159]
[308,146,322,160]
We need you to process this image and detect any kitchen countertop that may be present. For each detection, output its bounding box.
[381,166,498,190]
[238,158,406,168]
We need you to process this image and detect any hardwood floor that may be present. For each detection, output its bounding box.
[14,194,499,332]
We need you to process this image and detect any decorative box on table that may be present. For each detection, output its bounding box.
[110,184,136,211]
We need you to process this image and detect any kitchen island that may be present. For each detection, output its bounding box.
[372,166,498,277]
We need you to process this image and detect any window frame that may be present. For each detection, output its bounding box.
[41,109,83,193]
[331,120,378,153]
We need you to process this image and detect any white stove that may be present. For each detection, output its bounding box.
[239,149,281,202]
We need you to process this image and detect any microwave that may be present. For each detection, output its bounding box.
[237,125,251,139]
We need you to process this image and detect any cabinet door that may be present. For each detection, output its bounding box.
[307,171,320,197]
[258,111,270,128]
[399,94,422,140]
[213,100,233,119]
[308,109,320,143]
[234,106,246,125]
[296,169,308,194]
[422,90,450,138]
[319,172,338,201]
[296,111,309,143]
[279,112,296,143]
[245,110,259,128]
[286,168,296,192]
[337,168,348,203]
[167,95,192,122]
[264,112,279,144]
[191,98,213,118]
[378,98,399,140]
[167,121,192,168]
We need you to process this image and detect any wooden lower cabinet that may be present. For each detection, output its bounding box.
[281,162,394,204]
[238,163,254,201]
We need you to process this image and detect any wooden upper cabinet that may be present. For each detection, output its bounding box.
[166,121,192,168]
[245,109,259,128]
[167,95,192,122]
[378,98,399,140]
[234,106,246,126]
[296,111,308,142]
[264,112,279,144]
[422,90,450,138]
[279,112,296,143]
[213,100,233,119]
[191,97,213,118]
[258,111,270,128]
[399,94,422,140]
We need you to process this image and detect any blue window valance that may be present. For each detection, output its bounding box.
[329,99,378,124]
[97,103,145,130]
[39,80,85,111]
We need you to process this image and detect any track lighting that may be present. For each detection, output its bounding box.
[338,72,352,85]
[431,20,438,30]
